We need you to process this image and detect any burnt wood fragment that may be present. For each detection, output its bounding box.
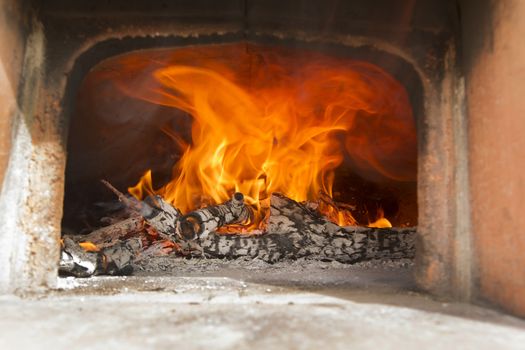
[101,237,143,275]
[60,237,100,277]
[60,237,144,276]
[99,180,181,234]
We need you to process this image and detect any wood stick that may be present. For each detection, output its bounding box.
[59,237,99,277]
[70,216,144,247]
[317,191,357,212]
[100,179,143,213]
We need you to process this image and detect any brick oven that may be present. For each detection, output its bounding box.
[0,0,524,322]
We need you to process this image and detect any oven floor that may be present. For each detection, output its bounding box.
[1,262,524,349]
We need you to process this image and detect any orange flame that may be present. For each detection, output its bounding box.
[103,44,416,227]
[367,208,393,228]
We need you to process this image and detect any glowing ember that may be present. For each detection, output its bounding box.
[79,241,100,252]
[100,44,416,228]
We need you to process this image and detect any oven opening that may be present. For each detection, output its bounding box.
[60,42,418,277]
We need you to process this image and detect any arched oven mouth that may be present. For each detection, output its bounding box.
[60,37,421,277]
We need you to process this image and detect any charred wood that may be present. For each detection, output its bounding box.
[177,192,253,240]
[142,195,181,239]
[70,216,145,248]
[101,179,143,213]
[59,237,100,277]
[60,190,415,277]
[61,191,182,276]
[60,236,144,276]
[198,193,415,263]
[100,180,181,240]
[101,237,143,275]
[69,184,180,245]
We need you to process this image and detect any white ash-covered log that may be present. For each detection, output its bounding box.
[177,192,253,240]
[60,236,142,276]
[198,193,415,263]
[142,194,181,239]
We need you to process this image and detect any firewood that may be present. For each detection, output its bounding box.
[100,237,143,275]
[99,180,173,220]
[142,195,181,239]
[60,236,145,276]
[101,179,143,213]
[197,193,415,263]
[317,190,357,212]
[92,179,182,240]
[59,237,100,277]
[177,192,253,240]
[60,191,415,277]
[70,216,145,247]
[100,179,182,239]
[134,240,180,262]
[60,187,184,276]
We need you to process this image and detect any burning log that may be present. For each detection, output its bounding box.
[100,179,181,235]
[60,234,182,277]
[142,195,181,239]
[70,216,145,248]
[100,179,181,239]
[197,193,415,263]
[177,192,253,240]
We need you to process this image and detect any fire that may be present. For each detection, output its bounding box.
[317,191,358,226]
[104,44,416,227]
[367,208,393,228]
